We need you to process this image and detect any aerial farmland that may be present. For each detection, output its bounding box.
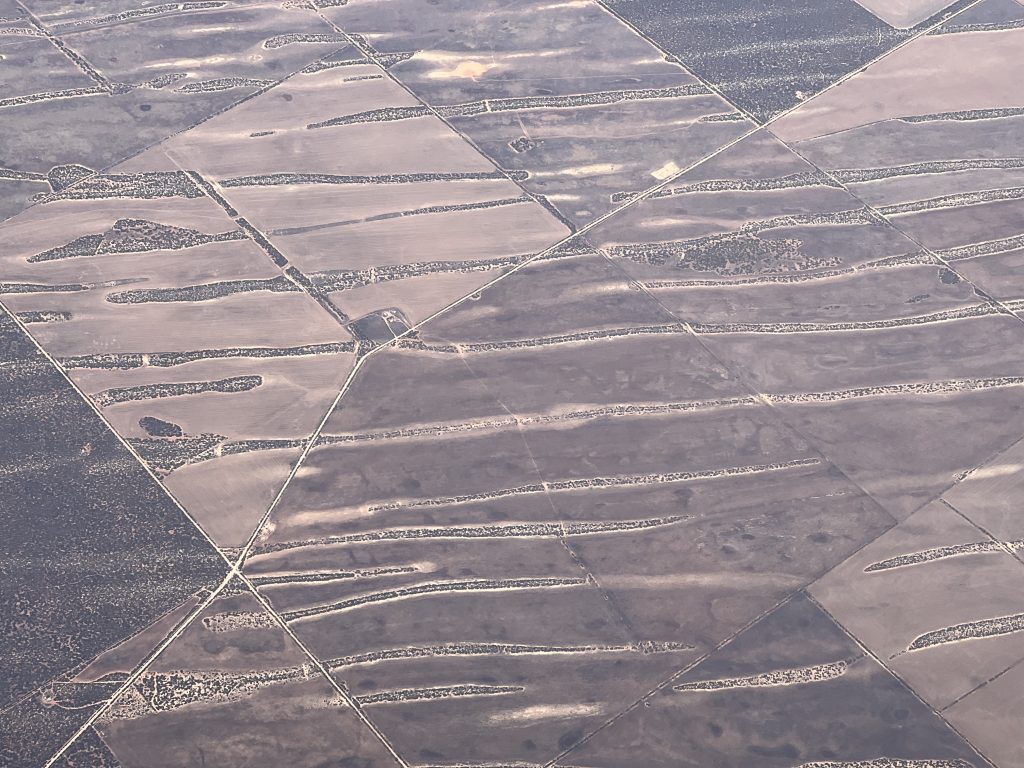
[2,0,1022,766]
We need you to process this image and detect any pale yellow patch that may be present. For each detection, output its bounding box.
[427,59,493,80]
[651,160,681,180]
[147,56,231,68]
[536,0,592,8]
[486,703,606,724]
[532,163,622,179]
